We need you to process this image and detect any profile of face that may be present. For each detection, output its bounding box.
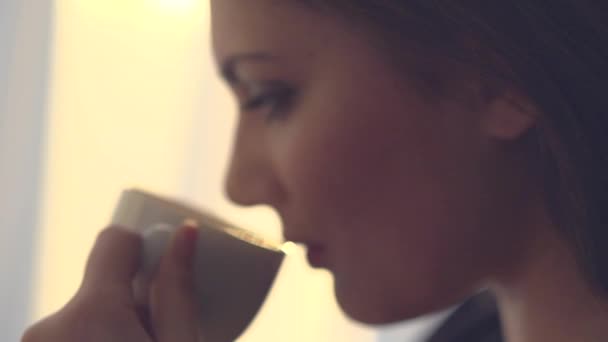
[211,0,540,324]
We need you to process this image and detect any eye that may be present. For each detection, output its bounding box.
[240,82,295,122]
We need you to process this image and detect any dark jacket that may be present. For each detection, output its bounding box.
[425,292,503,342]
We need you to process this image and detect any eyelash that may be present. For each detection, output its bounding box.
[241,87,295,122]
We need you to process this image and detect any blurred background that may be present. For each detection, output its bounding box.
[0,0,449,341]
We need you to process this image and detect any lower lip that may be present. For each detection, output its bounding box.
[306,246,328,268]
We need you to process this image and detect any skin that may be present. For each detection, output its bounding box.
[21,226,204,342]
[211,0,608,341]
[211,0,535,324]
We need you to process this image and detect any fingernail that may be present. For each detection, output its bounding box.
[174,223,198,268]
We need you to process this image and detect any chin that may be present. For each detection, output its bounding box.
[336,298,417,325]
[333,279,457,326]
[333,287,403,325]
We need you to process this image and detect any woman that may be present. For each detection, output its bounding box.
[22,1,608,341]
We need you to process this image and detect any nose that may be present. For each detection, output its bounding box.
[224,119,283,207]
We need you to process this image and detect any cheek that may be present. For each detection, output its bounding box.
[279,98,477,241]
[277,106,407,225]
[274,101,508,319]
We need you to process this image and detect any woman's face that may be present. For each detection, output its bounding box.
[211,0,536,324]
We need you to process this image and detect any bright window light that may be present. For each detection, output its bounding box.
[156,0,200,12]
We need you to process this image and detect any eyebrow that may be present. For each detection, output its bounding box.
[220,53,279,85]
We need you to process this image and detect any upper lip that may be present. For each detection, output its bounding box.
[287,240,326,254]
[278,215,325,247]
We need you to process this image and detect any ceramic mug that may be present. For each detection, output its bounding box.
[110,189,286,342]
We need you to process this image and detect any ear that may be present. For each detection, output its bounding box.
[481,91,540,140]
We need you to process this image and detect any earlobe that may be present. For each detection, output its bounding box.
[481,92,540,140]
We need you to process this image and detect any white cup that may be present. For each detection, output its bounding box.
[110,189,286,342]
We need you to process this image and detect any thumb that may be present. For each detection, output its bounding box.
[150,224,203,342]
[80,226,142,299]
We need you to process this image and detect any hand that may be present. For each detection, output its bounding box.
[22,225,203,342]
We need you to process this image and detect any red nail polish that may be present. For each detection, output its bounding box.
[179,224,199,266]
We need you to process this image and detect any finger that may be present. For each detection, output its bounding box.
[150,224,203,342]
[80,226,143,300]
[133,274,154,336]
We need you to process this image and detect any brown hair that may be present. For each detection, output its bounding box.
[299,0,608,293]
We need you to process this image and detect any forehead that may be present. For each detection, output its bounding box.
[209,0,345,61]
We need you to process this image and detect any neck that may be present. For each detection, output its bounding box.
[489,215,608,342]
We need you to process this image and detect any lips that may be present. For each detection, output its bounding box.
[282,222,328,268]
[282,234,328,268]
[305,244,328,268]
